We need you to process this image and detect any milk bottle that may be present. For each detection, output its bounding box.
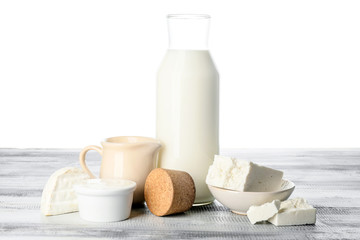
[156,14,219,205]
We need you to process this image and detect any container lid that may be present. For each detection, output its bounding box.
[74,179,136,196]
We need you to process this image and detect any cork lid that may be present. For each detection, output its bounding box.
[144,168,195,216]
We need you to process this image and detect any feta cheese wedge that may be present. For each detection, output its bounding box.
[268,198,316,226]
[41,167,90,216]
[247,200,281,224]
[206,155,283,192]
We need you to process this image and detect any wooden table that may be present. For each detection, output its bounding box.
[0,149,359,239]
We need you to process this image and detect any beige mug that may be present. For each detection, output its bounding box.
[79,136,161,204]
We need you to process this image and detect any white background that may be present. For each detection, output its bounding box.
[0,0,359,148]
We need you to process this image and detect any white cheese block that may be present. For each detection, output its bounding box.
[268,198,316,226]
[206,155,283,192]
[247,200,281,224]
[41,167,90,216]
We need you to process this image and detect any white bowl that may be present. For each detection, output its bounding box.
[208,179,295,215]
[74,179,136,222]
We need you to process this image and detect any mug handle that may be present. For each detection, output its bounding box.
[79,145,103,179]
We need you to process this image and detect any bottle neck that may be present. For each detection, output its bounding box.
[167,14,210,50]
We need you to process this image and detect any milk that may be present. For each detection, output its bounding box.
[156,49,219,204]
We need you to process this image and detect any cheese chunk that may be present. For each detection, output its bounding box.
[206,155,283,192]
[247,200,281,224]
[268,198,316,226]
[41,167,90,216]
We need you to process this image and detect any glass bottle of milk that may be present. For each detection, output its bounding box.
[156,14,219,205]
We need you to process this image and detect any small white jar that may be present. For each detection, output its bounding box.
[74,179,136,222]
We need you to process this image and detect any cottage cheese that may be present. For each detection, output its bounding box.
[206,155,283,192]
[268,198,316,226]
[247,200,281,224]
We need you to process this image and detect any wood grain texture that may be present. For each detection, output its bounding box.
[0,148,360,239]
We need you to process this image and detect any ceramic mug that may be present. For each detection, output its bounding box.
[79,136,161,204]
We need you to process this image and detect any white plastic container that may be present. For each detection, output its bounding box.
[74,179,136,222]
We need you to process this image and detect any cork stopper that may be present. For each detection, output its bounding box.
[144,168,196,216]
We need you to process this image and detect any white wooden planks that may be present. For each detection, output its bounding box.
[0,148,359,239]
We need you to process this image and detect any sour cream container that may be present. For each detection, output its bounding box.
[74,179,136,222]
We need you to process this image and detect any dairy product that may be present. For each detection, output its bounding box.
[206,155,283,192]
[74,179,136,222]
[76,179,135,190]
[247,200,281,224]
[41,167,90,216]
[268,198,316,226]
[157,49,219,204]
